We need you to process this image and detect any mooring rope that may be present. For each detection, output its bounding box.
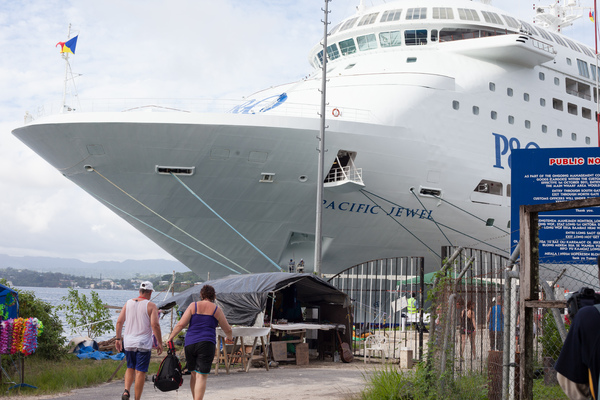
[359,190,440,258]
[169,172,282,271]
[92,194,244,274]
[433,195,510,235]
[86,166,248,273]
[409,188,453,247]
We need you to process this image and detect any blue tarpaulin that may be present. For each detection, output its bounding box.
[0,284,18,320]
[75,345,124,361]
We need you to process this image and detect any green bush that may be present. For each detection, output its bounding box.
[17,289,67,360]
[57,288,113,339]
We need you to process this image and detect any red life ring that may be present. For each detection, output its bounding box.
[332,108,341,117]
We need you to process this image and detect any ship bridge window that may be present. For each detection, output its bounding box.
[338,38,356,55]
[581,46,595,57]
[502,15,520,29]
[577,59,590,78]
[317,50,324,64]
[327,43,341,60]
[566,78,591,100]
[358,12,379,26]
[481,11,503,25]
[381,9,402,22]
[357,34,378,51]
[156,166,195,176]
[433,7,454,20]
[591,65,599,81]
[519,21,538,36]
[550,33,567,47]
[439,28,506,42]
[379,31,401,47]
[553,98,564,111]
[537,28,554,42]
[339,17,358,31]
[458,8,480,21]
[565,38,582,53]
[405,29,428,46]
[406,7,427,20]
[358,13,379,26]
[474,180,503,196]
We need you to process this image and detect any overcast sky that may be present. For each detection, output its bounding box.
[0,0,596,265]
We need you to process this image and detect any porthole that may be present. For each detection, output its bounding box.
[524,93,530,102]
[554,77,560,86]
[508,115,514,124]
[586,136,591,144]
[572,132,577,141]
[298,175,308,182]
[507,88,513,97]
[542,125,548,133]
[525,120,531,129]
[540,98,546,107]
[452,100,460,110]
[489,82,496,91]
[491,111,497,120]
[539,72,545,81]
[567,58,572,65]
[472,106,479,115]
[557,129,563,137]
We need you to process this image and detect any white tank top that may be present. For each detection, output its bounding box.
[123,298,153,351]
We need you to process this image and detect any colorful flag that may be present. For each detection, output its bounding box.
[590,11,595,22]
[56,35,78,54]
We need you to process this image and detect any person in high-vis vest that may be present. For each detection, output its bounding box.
[407,292,418,314]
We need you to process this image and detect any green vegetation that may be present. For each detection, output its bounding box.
[2,353,160,396]
[57,288,114,339]
[356,363,487,400]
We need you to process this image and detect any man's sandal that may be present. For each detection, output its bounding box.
[122,389,130,400]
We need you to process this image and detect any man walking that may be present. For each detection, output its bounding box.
[115,281,163,400]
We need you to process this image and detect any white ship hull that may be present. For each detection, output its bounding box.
[13,0,598,278]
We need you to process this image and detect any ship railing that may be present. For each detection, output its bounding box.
[26,98,375,124]
[325,166,364,185]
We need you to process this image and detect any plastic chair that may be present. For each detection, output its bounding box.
[364,333,387,363]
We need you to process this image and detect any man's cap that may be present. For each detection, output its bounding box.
[140,281,154,291]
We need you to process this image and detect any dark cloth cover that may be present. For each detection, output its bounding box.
[555,305,600,399]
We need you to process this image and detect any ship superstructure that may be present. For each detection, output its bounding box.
[12,0,599,279]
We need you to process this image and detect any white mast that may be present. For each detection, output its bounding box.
[61,24,72,113]
[314,0,330,277]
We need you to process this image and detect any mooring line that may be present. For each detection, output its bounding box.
[359,190,441,259]
[92,194,243,274]
[169,173,283,272]
[88,167,249,274]
[409,188,453,247]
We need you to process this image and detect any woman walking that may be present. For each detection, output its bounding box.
[460,300,476,360]
[167,285,232,400]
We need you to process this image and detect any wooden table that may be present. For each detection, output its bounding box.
[215,327,270,374]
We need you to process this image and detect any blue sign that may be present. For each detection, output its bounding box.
[511,147,600,263]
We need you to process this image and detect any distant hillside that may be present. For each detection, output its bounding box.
[0,254,189,279]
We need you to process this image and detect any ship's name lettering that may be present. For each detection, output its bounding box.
[493,133,540,170]
[323,200,433,220]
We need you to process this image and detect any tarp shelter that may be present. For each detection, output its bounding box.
[0,284,18,320]
[157,273,350,327]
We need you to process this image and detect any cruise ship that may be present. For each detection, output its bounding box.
[12,0,599,279]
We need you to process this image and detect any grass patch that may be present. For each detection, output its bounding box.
[1,354,160,396]
[355,363,487,400]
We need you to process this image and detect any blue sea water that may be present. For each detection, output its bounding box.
[15,286,177,343]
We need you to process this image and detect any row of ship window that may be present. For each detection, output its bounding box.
[329,7,594,55]
[451,100,592,145]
